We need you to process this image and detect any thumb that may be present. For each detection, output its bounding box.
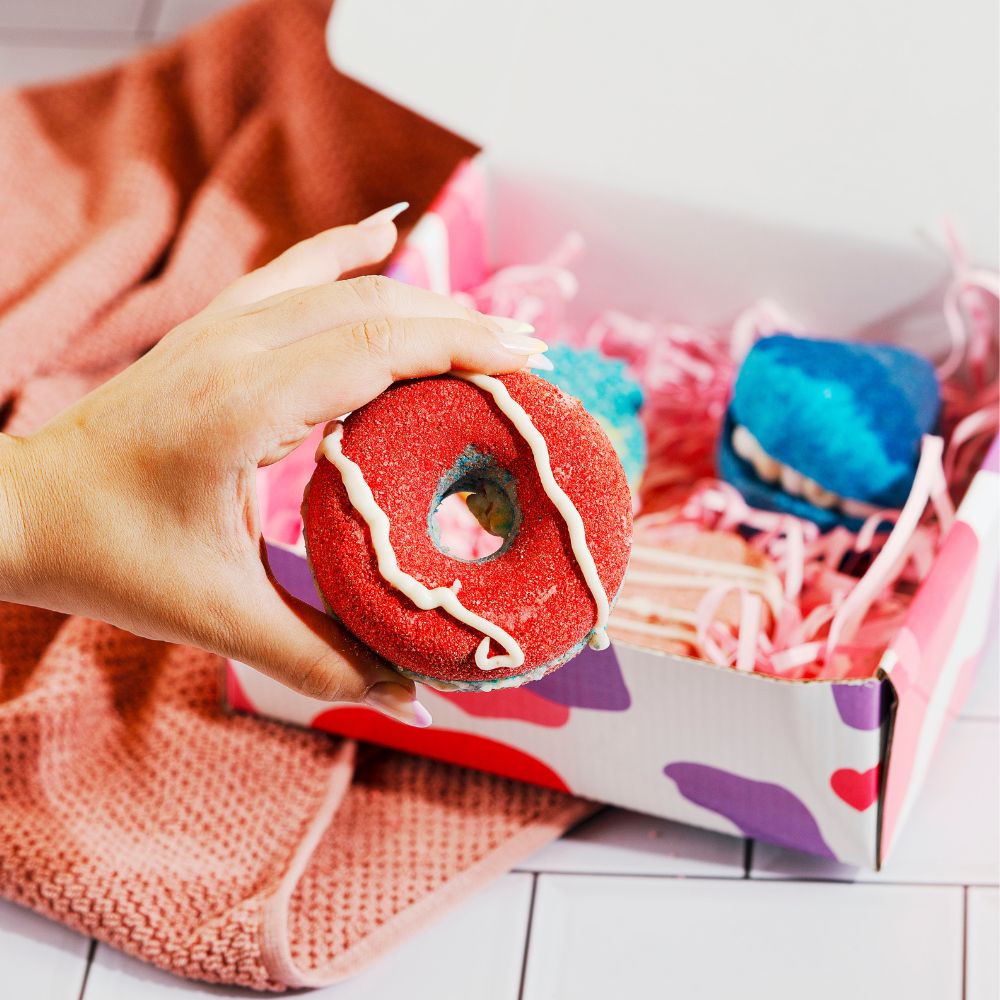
[226,560,432,728]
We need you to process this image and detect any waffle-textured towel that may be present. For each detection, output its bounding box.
[0,0,590,989]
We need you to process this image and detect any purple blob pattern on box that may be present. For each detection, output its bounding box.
[664,761,836,858]
[983,436,999,473]
[266,543,325,612]
[832,681,890,731]
[530,645,632,711]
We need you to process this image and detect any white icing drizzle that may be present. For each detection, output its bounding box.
[320,373,612,673]
[321,424,523,671]
[455,373,611,650]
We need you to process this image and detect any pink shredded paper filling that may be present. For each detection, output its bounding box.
[457,235,999,682]
[259,233,998,684]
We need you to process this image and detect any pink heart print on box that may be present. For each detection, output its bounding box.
[826,682,889,810]
[830,766,881,811]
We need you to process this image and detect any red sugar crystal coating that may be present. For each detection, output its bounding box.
[303,372,633,686]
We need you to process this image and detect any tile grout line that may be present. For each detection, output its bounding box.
[961,886,968,1000]
[516,874,539,1000]
[749,876,1000,889]
[76,940,97,1000]
[512,869,996,890]
[511,869,747,882]
[136,0,165,41]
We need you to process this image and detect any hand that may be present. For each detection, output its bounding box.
[0,205,548,726]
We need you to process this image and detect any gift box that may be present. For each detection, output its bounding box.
[226,3,999,869]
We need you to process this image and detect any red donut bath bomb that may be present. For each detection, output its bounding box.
[302,371,633,691]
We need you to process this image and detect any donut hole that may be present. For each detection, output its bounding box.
[429,451,521,564]
[431,492,504,560]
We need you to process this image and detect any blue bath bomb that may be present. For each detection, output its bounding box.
[537,343,646,494]
[718,334,940,531]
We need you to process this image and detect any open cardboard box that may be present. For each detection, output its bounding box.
[226,0,1000,869]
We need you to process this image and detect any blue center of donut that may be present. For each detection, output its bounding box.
[428,447,521,564]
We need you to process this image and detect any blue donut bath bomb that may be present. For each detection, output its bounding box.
[717,334,940,531]
[537,343,646,494]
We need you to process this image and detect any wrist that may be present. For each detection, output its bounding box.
[0,431,40,603]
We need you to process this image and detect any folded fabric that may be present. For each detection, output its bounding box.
[0,0,589,988]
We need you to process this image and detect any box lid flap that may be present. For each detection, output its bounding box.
[327,0,997,261]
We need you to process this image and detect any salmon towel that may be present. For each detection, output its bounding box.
[0,0,590,989]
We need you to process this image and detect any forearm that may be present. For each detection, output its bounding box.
[0,431,35,603]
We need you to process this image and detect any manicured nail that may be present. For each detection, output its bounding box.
[485,315,536,336]
[359,201,409,228]
[526,353,554,371]
[494,333,549,355]
[364,681,432,727]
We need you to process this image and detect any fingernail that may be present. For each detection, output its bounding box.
[365,681,432,728]
[494,333,549,355]
[359,201,409,228]
[526,353,555,371]
[485,315,536,336]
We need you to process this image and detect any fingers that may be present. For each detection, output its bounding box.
[268,316,549,423]
[227,564,432,726]
[200,204,408,318]
[226,273,520,350]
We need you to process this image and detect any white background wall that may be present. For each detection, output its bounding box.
[331,0,1000,267]
[2,0,995,267]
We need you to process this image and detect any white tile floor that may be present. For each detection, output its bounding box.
[525,878,965,1000]
[0,4,998,997]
